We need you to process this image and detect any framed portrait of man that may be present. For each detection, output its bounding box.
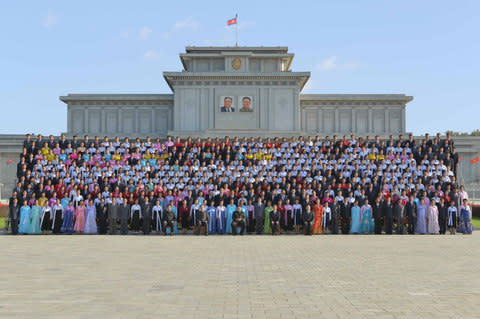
[220,96,235,112]
[239,96,253,112]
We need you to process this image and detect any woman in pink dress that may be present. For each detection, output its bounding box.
[74,199,86,233]
[427,202,440,234]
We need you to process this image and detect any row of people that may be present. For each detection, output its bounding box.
[8,194,473,236]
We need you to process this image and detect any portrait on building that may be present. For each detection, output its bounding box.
[220,96,235,112]
[239,96,253,112]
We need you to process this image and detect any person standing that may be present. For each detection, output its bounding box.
[360,199,374,234]
[9,198,20,235]
[340,197,351,234]
[438,198,448,235]
[61,201,75,234]
[427,201,440,234]
[303,204,314,235]
[216,200,227,234]
[51,199,64,234]
[447,200,457,235]
[28,199,42,234]
[382,197,394,235]
[207,201,217,234]
[405,196,417,234]
[118,198,130,235]
[253,198,265,235]
[41,204,53,235]
[18,201,31,234]
[330,198,341,234]
[178,199,189,234]
[416,198,428,234]
[372,197,383,234]
[263,201,273,234]
[84,199,98,234]
[459,199,473,234]
[395,200,406,234]
[312,199,323,234]
[153,199,164,234]
[350,200,361,234]
[292,198,303,234]
[74,200,86,234]
[130,199,142,233]
[141,197,152,235]
[96,198,108,235]
[190,198,200,234]
[322,202,331,234]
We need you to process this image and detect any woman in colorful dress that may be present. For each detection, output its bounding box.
[447,200,457,235]
[359,199,374,234]
[350,200,361,234]
[416,198,428,234]
[40,204,53,234]
[263,201,273,234]
[312,199,323,234]
[61,200,75,234]
[130,199,142,232]
[207,200,217,234]
[153,199,164,234]
[51,198,64,234]
[18,201,31,234]
[84,199,98,234]
[74,199,86,233]
[426,201,440,234]
[28,199,42,234]
[458,198,473,234]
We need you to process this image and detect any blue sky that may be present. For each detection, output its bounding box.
[1,0,478,135]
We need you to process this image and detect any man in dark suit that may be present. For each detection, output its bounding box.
[220,97,235,112]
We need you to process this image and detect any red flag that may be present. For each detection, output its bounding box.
[227,17,237,25]
[6,158,13,165]
[459,157,462,162]
[470,156,479,165]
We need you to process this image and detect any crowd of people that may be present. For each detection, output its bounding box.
[7,132,474,236]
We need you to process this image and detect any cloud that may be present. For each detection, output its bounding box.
[144,50,160,58]
[316,56,358,71]
[162,17,200,38]
[139,26,153,40]
[42,11,59,27]
[121,31,131,39]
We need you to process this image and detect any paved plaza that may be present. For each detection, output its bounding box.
[0,234,479,319]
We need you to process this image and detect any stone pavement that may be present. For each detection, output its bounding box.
[0,233,479,319]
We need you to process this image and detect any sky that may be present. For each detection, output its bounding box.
[1,0,479,136]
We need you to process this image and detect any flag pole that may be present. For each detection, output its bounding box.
[235,14,238,47]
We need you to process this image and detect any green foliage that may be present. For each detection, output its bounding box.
[445,130,480,136]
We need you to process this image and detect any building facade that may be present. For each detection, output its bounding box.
[60,46,412,137]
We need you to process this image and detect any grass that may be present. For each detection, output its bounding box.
[473,217,480,229]
[0,217,5,229]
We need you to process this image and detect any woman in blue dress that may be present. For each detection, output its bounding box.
[416,198,427,234]
[226,198,236,234]
[61,201,75,234]
[18,202,31,234]
[216,200,226,234]
[458,199,473,234]
[359,199,374,234]
[83,199,98,234]
[350,200,361,234]
[207,201,217,234]
[28,199,42,234]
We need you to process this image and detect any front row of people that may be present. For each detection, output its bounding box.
[7,196,474,236]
